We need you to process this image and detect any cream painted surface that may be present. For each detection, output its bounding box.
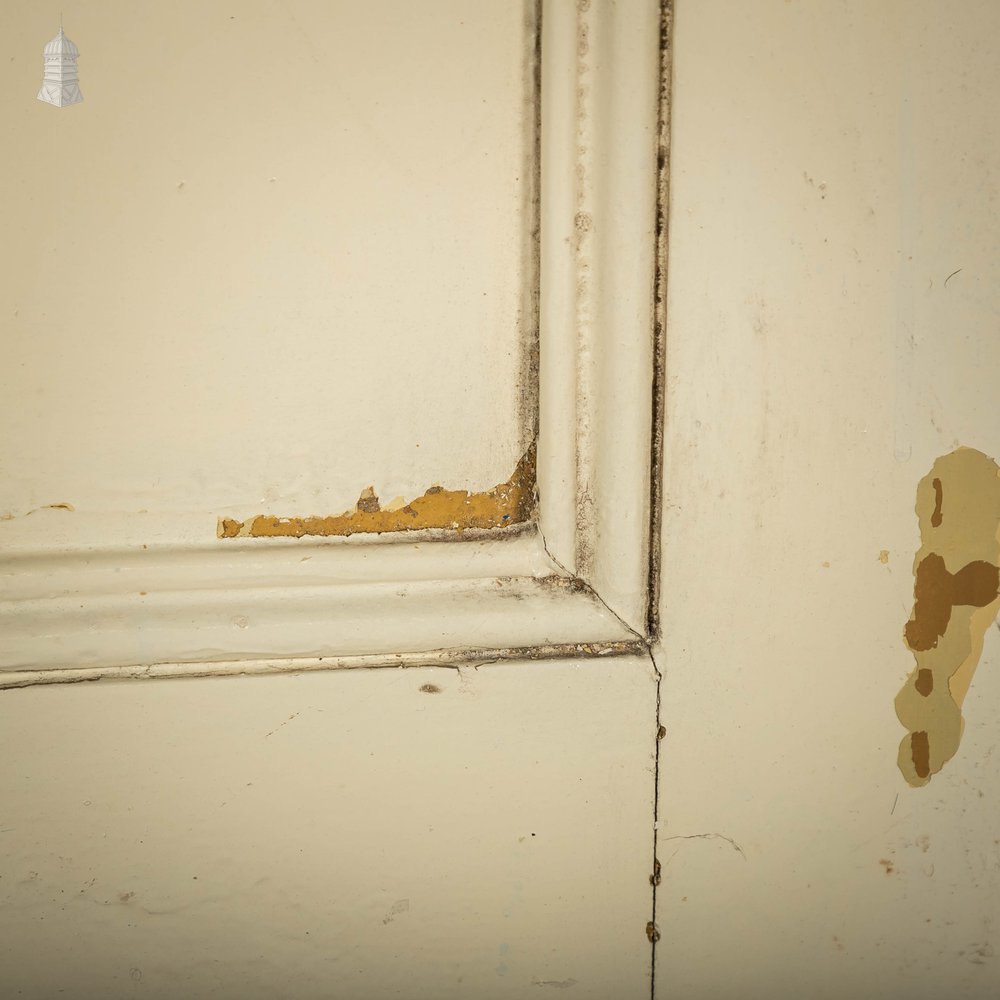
[0,1,533,520]
[658,2,1000,997]
[0,659,656,999]
[0,658,655,1000]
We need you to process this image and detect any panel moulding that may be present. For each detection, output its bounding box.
[0,0,665,683]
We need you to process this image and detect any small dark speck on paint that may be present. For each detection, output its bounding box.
[419,684,441,694]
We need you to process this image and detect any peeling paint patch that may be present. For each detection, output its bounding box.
[218,445,535,539]
[895,447,1000,786]
[904,553,998,651]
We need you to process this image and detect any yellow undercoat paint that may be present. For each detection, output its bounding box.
[895,447,1000,785]
[217,445,535,539]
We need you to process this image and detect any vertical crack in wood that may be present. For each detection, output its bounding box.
[648,12,673,995]
[648,647,664,998]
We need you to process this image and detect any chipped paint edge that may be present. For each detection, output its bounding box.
[217,444,536,540]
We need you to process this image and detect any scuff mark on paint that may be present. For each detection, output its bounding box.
[895,447,1000,787]
[659,832,747,861]
[218,445,535,539]
[381,898,409,925]
[2,502,77,520]
[263,711,300,739]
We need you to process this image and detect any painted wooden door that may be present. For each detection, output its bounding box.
[5,3,1000,999]
[1,3,662,998]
